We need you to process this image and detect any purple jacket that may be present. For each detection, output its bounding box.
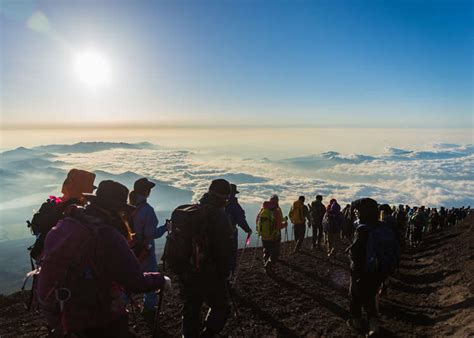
[37,216,164,333]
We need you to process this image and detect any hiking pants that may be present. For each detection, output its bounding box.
[262,239,280,266]
[294,223,305,252]
[311,219,323,246]
[140,251,158,310]
[178,273,230,337]
[326,231,340,254]
[229,227,239,275]
[349,275,382,320]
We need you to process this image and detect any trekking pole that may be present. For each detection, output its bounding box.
[152,289,164,338]
[233,233,251,284]
[250,235,260,270]
[226,282,245,337]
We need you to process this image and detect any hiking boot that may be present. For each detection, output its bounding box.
[368,318,380,336]
[346,318,362,331]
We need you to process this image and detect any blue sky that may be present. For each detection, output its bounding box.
[1,0,472,127]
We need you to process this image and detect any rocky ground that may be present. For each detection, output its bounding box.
[1,214,472,337]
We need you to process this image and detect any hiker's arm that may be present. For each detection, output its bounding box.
[349,229,367,280]
[103,228,164,292]
[234,203,252,233]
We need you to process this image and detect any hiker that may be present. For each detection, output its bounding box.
[310,195,326,249]
[410,206,427,246]
[27,169,96,262]
[256,194,287,271]
[37,180,170,337]
[129,178,168,316]
[447,208,457,226]
[322,200,344,257]
[288,196,310,253]
[393,205,407,246]
[429,208,440,232]
[342,204,354,241]
[347,198,399,336]
[225,183,253,279]
[168,179,234,337]
[379,204,395,228]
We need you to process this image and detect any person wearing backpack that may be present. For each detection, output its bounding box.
[347,198,399,336]
[225,183,253,279]
[128,178,168,317]
[37,180,170,337]
[310,195,326,250]
[27,168,96,262]
[166,179,233,337]
[256,194,287,271]
[288,196,310,253]
[322,200,344,257]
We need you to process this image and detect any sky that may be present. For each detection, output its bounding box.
[1,0,473,128]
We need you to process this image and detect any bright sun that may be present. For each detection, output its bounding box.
[73,50,111,87]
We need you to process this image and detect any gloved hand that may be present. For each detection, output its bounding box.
[247,229,253,235]
[163,276,172,292]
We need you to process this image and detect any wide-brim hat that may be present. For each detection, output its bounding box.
[84,180,135,213]
[209,179,231,198]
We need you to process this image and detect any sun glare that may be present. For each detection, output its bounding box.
[73,50,111,87]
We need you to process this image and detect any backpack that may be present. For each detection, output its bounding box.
[366,222,400,274]
[35,216,112,333]
[163,204,211,274]
[289,201,304,224]
[27,197,76,261]
[311,201,325,221]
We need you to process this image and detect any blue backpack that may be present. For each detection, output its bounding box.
[366,222,400,274]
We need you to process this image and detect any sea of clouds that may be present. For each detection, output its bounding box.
[0,141,472,293]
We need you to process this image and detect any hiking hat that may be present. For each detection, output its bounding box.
[209,179,231,198]
[316,195,323,201]
[84,180,135,213]
[134,178,156,195]
[230,184,239,195]
[61,169,96,200]
[270,194,279,202]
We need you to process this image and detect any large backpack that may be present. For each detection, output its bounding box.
[27,197,76,261]
[35,216,112,333]
[163,204,211,274]
[366,222,400,274]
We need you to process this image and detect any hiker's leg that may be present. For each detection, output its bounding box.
[364,278,382,319]
[262,240,273,266]
[180,278,203,337]
[142,254,158,310]
[203,279,230,336]
[349,277,363,319]
[229,228,238,276]
[294,224,304,252]
[317,222,323,245]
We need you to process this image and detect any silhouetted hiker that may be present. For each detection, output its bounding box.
[410,206,427,247]
[165,179,233,337]
[225,183,253,279]
[310,195,326,250]
[342,203,355,241]
[439,206,447,228]
[36,180,170,337]
[27,169,96,262]
[379,204,395,228]
[393,205,407,246]
[322,200,344,257]
[128,178,168,318]
[256,194,287,272]
[447,208,457,226]
[289,196,310,253]
[347,198,399,336]
[428,208,440,232]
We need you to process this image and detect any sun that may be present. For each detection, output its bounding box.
[73,50,111,87]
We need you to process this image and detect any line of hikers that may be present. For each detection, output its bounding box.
[24,168,470,337]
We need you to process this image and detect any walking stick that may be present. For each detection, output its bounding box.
[233,233,251,284]
[152,289,164,338]
[226,282,245,337]
[250,235,260,270]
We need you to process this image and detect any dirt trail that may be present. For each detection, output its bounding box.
[1,214,472,337]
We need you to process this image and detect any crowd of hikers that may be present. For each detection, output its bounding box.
[24,168,470,337]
